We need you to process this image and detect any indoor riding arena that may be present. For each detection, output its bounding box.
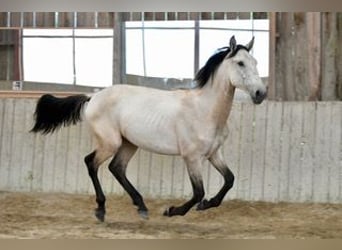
[0,12,341,239]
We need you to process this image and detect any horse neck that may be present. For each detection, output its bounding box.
[198,71,236,128]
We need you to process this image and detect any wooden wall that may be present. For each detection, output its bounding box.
[269,12,342,101]
[0,12,267,29]
[0,98,341,204]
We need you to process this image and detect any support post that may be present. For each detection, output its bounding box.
[113,12,126,85]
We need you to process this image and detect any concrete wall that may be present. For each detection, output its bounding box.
[0,97,341,203]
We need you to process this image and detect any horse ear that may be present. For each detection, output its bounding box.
[246,36,255,51]
[229,36,237,51]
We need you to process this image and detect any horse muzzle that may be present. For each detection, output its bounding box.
[251,89,267,104]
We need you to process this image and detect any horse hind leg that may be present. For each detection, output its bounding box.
[108,139,149,219]
[84,148,115,222]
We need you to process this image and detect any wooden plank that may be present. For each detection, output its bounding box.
[149,153,163,197]
[58,12,74,28]
[144,12,154,21]
[226,12,237,20]
[64,123,81,193]
[207,157,223,200]
[223,103,242,200]
[237,103,254,200]
[312,102,330,202]
[275,13,295,100]
[287,103,304,202]
[321,12,338,100]
[113,12,126,85]
[299,102,316,202]
[253,12,268,19]
[52,126,69,192]
[250,102,267,201]
[136,150,151,195]
[237,12,251,19]
[160,155,173,198]
[19,99,35,191]
[9,99,25,191]
[268,12,276,100]
[98,12,114,28]
[278,102,290,201]
[328,102,342,202]
[178,12,188,20]
[189,12,200,21]
[338,13,342,100]
[121,12,131,22]
[201,12,212,20]
[76,121,92,194]
[167,12,176,21]
[35,12,55,27]
[155,12,165,21]
[0,91,89,99]
[0,30,16,45]
[23,12,33,27]
[0,99,15,190]
[263,101,282,201]
[31,132,45,192]
[293,13,309,100]
[306,12,321,100]
[41,132,58,192]
[131,12,142,21]
[10,12,21,27]
[0,99,15,189]
[214,12,225,20]
[171,156,186,198]
[77,12,95,28]
[0,13,7,27]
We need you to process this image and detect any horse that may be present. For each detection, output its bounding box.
[30,36,267,222]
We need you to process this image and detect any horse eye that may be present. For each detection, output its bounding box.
[238,61,245,67]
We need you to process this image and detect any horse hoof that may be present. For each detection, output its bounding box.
[196,199,210,211]
[163,206,175,217]
[138,210,149,220]
[95,208,105,222]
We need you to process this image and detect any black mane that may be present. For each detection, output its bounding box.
[194,44,248,88]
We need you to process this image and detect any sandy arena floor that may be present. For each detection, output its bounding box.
[0,191,341,239]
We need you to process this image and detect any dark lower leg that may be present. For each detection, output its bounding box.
[197,168,234,210]
[84,151,106,222]
[109,155,148,218]
[164,174,204,217]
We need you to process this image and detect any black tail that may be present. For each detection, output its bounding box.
[30,94,91,134]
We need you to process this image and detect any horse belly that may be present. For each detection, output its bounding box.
[119,111,179,155]
[123,127,179,155]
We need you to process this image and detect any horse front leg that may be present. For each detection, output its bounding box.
[163,156,205,217]
[197,149,234,211]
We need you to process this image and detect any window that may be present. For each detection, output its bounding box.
[22,18,269,87]
[126,19,269,79]
[126,21,195,78]
[23,29,113,87]
[23,29,74,84]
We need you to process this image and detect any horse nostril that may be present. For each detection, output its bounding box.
[253,89,266,104]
